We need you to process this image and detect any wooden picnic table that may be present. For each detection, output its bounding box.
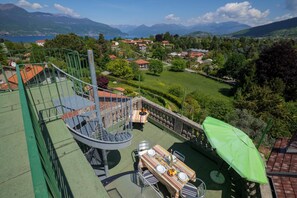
[140,145,196,198]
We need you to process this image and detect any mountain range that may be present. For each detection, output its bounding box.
[1,3,297,38]
[231,17,297,37]
[115,22,250,37]
[0,3,125,36]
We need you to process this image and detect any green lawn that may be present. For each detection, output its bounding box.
[140,70,233,102]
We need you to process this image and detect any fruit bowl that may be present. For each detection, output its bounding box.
[167,168,177,176]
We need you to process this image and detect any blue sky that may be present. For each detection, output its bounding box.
[1,0,297,26]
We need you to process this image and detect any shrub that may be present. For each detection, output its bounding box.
[97,75,109,89]
[108,75,182,108]
[124,87,134,95]
[168,84,184,97]
[171,58,186,72]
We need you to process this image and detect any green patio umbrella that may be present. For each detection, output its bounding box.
[202,116,268,184]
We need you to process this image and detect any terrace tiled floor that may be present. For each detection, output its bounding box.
[26,84,231,197]
[106,122,230,198]
[0,91,34,198]
[0,90,109,197]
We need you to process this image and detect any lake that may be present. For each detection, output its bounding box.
[0,35,135,43]
[0,35,55,43]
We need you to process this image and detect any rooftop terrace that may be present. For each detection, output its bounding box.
[105,122,228,197]
[0,49,266,198]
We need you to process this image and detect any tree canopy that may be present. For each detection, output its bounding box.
[171,58,186,72]
[44,33,84,52]
[218,53,247,80]
[106,59,133,79]
[0,44,7,65]
[149,59,163,75]
[256,41,297,101]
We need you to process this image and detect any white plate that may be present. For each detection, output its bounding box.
[148,149,156,157]
[178,172,188,181]
[156,165,166,174]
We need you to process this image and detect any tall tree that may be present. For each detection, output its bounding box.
[148,59,163,75]
[256,41,297,101]
[218,53,247,80]
[130,61,144,81]
[171,58,186,72]
[152,46,166,60]
[0,44,7,65]
[97,33,108,56]
[44,33,84,52]
[106,59,133,79]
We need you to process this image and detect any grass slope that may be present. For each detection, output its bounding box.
[141,70,233,102]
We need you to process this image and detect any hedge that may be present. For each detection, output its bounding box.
[108,76,182,108]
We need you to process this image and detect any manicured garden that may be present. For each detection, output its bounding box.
[140,70,233,102]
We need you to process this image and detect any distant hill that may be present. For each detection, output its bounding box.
[186,31,212,37]
[190,22,250,35]
[127,22,250,37]
[128,23,189,37]
[0,3,125,37]
[110,24,138,33]
[232,17,297,37]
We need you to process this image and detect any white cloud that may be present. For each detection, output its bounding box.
[165,14,180,22]
[274,13,296,22]
[286,0,297,12]
[189,1,270,26]
[17,0,43,9]
[54,3,80,18]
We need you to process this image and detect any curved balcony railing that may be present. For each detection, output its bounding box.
[9,48,133,150]
[48,63,133,150]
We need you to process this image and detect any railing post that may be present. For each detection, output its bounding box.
[87,50,109,177]
[16,64,49,197]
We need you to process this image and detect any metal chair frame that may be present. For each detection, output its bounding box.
[173,150,186,162]
[181,178,206,198]
[137,140,150,156]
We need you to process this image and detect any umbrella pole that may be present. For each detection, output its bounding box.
[216,162,224,177]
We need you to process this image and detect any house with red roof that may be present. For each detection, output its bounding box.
[8,65,44,85]
[36,40,45,47]
[162,41,170,46]
[188,49,204,59]
[138,44,147,51]
[0,65,44,91]
[134,59,149,70]
[109,55,117,60]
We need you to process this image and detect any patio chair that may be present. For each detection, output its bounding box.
[139,169,160,194]
[137,140,150,156]
[181,178,206,198]
[173,150,185,162]
[141,170,159,185]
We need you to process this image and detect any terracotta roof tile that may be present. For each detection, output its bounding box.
[36,40,45,43]
[135,59,149,65]
[114,87,125,92]
[267,137,297,197]
[109,55,117,60]
[7,65,44,84]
